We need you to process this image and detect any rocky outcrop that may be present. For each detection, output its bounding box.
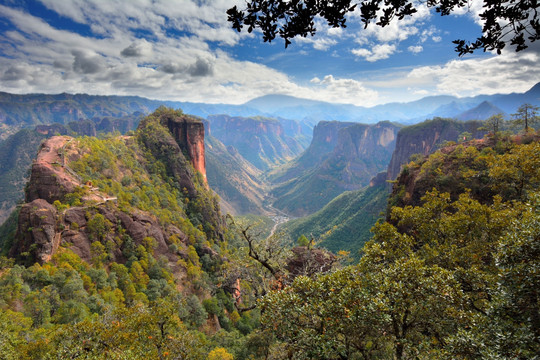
[10,136,193,267]
[386,118,484,182]
[25,136,80,203]
[164,114,207,183]
[10,199,59,263]
[11,199,191,266]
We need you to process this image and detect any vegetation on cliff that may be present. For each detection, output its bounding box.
[0,108,267,359]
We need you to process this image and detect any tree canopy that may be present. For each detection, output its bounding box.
[227,0,540,54]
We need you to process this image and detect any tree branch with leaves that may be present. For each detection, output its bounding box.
[227,0,540,54]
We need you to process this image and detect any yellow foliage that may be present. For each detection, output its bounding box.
[207,347,234,360]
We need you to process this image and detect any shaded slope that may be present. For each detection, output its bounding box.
[205,134,267,215]
[271,121,401,216]
[280,183,388,260]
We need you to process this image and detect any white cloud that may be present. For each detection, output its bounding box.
[308,75,379,106]
[295,36,338,51]
[352,44,397,62]
[405,51,540,96]
[408,45,423,54]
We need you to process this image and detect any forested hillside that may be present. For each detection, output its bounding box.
[262,132,540,359]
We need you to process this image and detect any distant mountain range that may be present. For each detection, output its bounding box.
[1,82,538,139]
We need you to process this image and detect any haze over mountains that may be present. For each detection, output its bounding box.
[1,81,538,138]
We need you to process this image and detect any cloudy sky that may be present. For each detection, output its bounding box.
[0,0,539,107]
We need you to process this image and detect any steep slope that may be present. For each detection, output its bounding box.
[205,134,268,215]
[280,183,388,260]
[207,115,306,170]
[269,120,355,183]
[386,118,485,181]
[8,108,224,269]
[271,121,401,216]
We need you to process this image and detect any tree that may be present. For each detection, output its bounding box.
[227,0,540,54]
[512,103,540,132]
[480,113,505,139]
[207,347,234,360]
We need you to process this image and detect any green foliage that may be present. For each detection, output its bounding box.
[297,234,309,247]
[261,138,540,359]
[512,103,539,131]
[0,208,20,255]
[281,184,388,260]
[480,113,505,138]
[87,213,112,242]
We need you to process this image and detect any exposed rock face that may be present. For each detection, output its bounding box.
[272,120,355,183]
[207,115,305,171]
[10,199,59,263]
[164,114,207,183]
[386,118,484,182]
[271,121,401,216]
[25,136,80,203]
[12,200,190,266]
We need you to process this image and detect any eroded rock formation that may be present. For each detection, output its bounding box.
[164,114,207,183]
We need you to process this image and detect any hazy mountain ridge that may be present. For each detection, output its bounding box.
[1,82,537,140]
[243,82,540,123]
[270,121,402,216]
[207,114,307,171]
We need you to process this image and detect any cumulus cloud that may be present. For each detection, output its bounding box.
[405,51,540,96]
[2,65,29,81]
[352,44,396,62]
[308,75,379,106]
[408,45,423,54]
[295,36,338,51]
[72,50,105,74]
[121,40,153,57]
[188,58,214,77]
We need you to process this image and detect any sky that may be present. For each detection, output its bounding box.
[0,0,539,107]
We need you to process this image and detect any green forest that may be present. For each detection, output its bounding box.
[0,108,539,359]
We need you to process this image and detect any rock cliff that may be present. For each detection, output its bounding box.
[271,121,401,216]
[25,136,80,204]
[163,113,207,183]
[386,118,484,182]
[207,115,305,171]
[10,108,224,275]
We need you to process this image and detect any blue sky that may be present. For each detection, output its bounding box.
[0,0,538,106]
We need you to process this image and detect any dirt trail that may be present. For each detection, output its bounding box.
[264,202,290,238]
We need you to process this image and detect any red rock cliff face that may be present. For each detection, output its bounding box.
[164,115,207,184]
